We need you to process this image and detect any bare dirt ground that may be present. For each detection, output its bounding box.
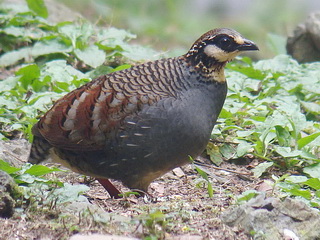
[0,140,259,240]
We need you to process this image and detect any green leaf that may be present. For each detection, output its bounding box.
[32,39,73,57]
[74,45,106,68]
[297,132,320,149]
[285,175,308,183]
[219,144,236,160]
[274,146,302,158]
[24,165,61,176]
[301,101,320,114]
[194,166,214,198]
[122,44,160,61]
[0,47,32,67]
[206,142,223,165]
[49,183,90,204]
[304,163,320,178]
[58,22,94,48]
[0,160,20,174]
[236,141,252,157]
[252,162,273,178]
[275,125,291,146]
[237,190,259,203]
[16,173,49,184]
[287,188,311,200]
[16,64,40,89]
[304,178,320,190]
[26,0,48,18]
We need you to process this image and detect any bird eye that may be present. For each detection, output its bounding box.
[218,37,232,49]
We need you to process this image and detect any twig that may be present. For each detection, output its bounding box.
[194,161,251,176]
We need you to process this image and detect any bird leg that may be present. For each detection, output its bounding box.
[97,178,121,199]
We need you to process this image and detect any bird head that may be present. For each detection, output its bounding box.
[184,28,259,79]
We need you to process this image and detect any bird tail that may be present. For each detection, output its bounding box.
[28,123,52,164]
[28,136,52,164]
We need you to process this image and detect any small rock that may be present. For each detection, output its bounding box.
[287,11,320,63]
[0,139,30,166]
[0,170,17,218]
[283,229,299,240]
[168,234,203,240]
[172,167,185,178]
[69,234,139,240]
[221,194,320,240]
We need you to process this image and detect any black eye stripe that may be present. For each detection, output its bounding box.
[202,34,238,52]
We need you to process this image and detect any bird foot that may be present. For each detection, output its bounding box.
[97,178,122,199]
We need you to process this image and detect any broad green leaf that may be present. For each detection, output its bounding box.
[285,175,308,183]
[275,125,291,146]
[0,160,20,174]
[0,47,32,67]
[218,108,233,119]
[274,146,302,158]
[122,44,160,61]
[0,96,18,109]
[49,183,89,204]
[0,76,19,91]
[97,27,136,42]
[26,0,48,18]
[206,142,223,165]
[237,130,254,138]
[304,163,320,178]
[236,141,252,157]
[16,173,49,184]
[58,22,93,48]
[24,165,61,176]
[297,132,320,149]
[304,178,320,190]
[301,101,320,114]
[41,60,86,83]
[16,64,40,89]
[253,139,264,156]
[287,188,311,200]
[252,162,273,178]
[219,144,235,160]
[254,55,299,73]
[74,45,106,68]
[111,64,132,72]
[32,39,73,57]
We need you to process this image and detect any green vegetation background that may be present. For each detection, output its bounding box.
[0,0,319,212]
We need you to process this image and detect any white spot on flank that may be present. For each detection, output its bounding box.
[109,163,119,167]
[134,133,144,136]
[127,121,136,125]
[126,143,139,147]
[144,152,153,158]
[141,126,151,129]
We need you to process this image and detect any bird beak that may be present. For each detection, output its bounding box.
[237,39,259,51]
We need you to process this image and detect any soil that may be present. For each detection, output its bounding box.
[0,139,259,240]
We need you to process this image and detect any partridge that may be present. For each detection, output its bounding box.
[28,28,258,198]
